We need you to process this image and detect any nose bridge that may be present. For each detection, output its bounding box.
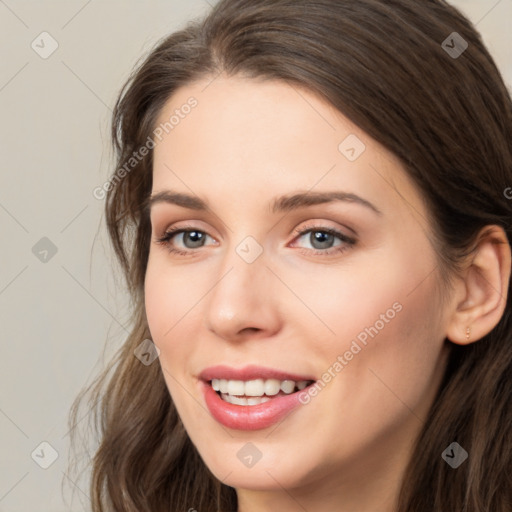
[210,235,267,313]
[205,234,280,339]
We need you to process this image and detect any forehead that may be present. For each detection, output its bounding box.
[151,75,428,227]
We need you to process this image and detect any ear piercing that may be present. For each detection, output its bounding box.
[466,326,471,341]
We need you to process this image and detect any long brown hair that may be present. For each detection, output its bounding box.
[67,1,512,510]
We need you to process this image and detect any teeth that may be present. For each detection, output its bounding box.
[227,380,245,395]
[245,378,265,396]
[221,393,272,406]
[210,378,313,399]
[247,396,271,406]
[264,379,281,396]
[280,380,295,394]
[223,394,248,406]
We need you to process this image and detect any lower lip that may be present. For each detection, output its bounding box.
[201,381,311,431]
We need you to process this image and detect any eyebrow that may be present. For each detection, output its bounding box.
[148,190,382,216]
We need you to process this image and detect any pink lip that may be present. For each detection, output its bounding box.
[198,365,316,431]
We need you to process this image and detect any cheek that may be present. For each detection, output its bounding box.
[144,261,202,410]
[144,255,203,342]
[303,241,444,408]
[326,239,440,352]
[300,280,446,469]
[282,257,426,359]
[330,273,445,430]
[144,269,170,342]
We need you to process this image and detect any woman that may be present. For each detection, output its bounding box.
[69,0,512,510]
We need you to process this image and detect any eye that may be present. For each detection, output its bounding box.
[154,223,357,257]
[154,226,216,256]
[290,224,357,256]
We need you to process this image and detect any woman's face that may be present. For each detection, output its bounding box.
[145,75,452,504]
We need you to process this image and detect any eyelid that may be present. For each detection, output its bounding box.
[290,221,357,242]
[155,220,217,239]
[155,223,218,245]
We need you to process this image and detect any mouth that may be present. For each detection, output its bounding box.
[198,365,317,430]
[209,378,315,406]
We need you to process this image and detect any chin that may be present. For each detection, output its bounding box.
[199,445,318,492]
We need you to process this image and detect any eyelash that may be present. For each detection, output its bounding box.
[154,223,357,257]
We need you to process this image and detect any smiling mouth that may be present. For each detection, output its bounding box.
[209,378,316,406]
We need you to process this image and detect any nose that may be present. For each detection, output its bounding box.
[205,243,282,342]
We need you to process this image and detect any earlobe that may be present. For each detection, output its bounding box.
[446,225,511,346]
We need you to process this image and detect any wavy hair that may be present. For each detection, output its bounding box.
[68,1,512,510]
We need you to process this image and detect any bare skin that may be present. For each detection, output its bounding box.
[144,75,510,512]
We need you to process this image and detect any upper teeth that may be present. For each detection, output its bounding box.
[211,378,310,396]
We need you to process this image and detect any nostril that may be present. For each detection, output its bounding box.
[240,327,261,335]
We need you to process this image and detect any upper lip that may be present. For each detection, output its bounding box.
[199,365,316,382]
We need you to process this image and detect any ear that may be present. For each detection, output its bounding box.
[446,225,511,345]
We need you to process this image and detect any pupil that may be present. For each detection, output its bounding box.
[312,231,333,249]
[185,231,204,248]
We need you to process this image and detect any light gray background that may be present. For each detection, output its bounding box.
[0,1,510,510]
